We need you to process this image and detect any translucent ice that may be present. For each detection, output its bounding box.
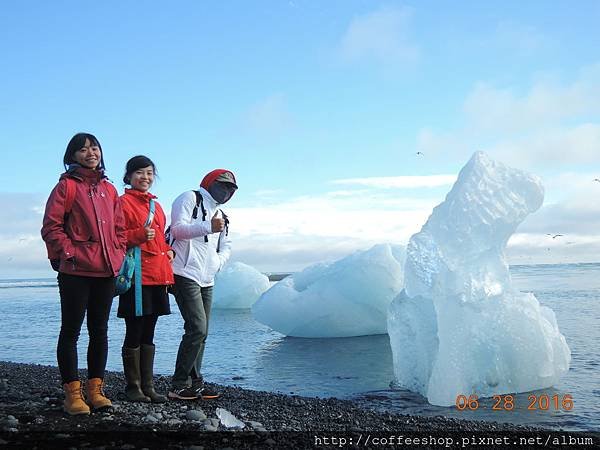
[252,244,405,337]
[387,152,571,406]
[216,407,245,429]
[213,262,271,309]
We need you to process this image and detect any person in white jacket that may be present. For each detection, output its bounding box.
[167,169,237,400]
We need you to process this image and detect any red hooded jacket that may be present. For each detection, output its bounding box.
[41,168,127,277]
[120,189,174,286]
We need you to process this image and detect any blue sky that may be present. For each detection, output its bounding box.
[1,1,599,277]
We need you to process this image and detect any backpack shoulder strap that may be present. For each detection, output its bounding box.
[192,190,209,243]
[191,190,203,219]
[216,209,230,253]
[64,178,77,214]
[192,190,207,221]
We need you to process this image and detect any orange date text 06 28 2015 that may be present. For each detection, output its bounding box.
[455,394,574,411]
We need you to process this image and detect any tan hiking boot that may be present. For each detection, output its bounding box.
[85,378,112,410]
[63,380,90,415]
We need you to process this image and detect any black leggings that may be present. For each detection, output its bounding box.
[57,273,114,384]
[123,315,159,348]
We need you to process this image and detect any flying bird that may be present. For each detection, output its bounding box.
[416,151,424,156]
[594,178,600,183]
[546,233,563,239]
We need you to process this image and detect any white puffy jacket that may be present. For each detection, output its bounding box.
[170,188,231,287]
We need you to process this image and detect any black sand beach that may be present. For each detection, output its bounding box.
[0,361,597,449]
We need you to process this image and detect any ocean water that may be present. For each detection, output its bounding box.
[0,263,598,432]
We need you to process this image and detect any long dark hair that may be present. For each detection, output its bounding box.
[123,155,158,185]
[63,133,105,171]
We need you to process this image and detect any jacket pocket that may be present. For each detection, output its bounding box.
[70,241,101,272]
[204,253,220,281]
[66,219,92,242]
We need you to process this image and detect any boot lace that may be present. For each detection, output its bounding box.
[66,383,85,400]
[91,380,107,397]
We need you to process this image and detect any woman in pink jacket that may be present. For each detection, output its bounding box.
[41,133,127,416]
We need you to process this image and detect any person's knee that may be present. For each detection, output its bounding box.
[183,324,207,343]
[183,314,207,333]
[187,328,207,340]
[88,325,108,342]
[59,326,81,342]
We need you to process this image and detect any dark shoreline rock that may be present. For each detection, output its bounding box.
[1,361,597,449]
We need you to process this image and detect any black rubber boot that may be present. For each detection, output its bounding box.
[122,347,151,403]
[140,344,167,403]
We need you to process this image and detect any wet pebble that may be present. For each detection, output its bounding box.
[185,409,206,421]
[165,418,182,426]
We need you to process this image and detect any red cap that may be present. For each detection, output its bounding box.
[200,169,238,190]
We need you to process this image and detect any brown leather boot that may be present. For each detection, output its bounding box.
[140,344,167,403]
[63,380,90,415]
[85,378,112,410]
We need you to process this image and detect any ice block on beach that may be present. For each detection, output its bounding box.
[253,243,405,337]
[387,152,571,406]
[213,261,271,309]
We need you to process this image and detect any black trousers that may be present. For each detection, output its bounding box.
[123,314,159,348]
[57,273,114,384]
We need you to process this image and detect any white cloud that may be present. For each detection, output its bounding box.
[486,123,600,168]
[224,187,443,270]
[464,76,600,135]
[493,21,547,54]
[252,189,285,197]
[507,233,600,265]
[332,175,457,189]
[230,191,436,240]
[0,193,54,277]
[243,93,292,137]
[417,62,600,169]
[518,188,600,237]
[339,6,418,68]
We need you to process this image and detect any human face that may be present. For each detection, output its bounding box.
[130,166,154,192]
[208,181,237,204]
[73,138,101,169]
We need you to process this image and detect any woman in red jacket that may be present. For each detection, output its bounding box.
[118,155,174,403]
[41,132,127,415]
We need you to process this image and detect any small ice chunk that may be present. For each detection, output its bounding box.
[216,407,245,429]
[213,261,271,309]
[252,243,405,337]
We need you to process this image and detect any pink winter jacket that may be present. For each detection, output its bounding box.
[41,167,127,277]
